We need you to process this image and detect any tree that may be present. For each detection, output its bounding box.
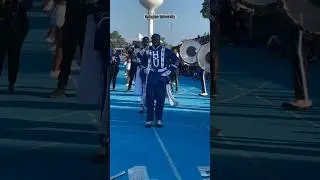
[203,32,209,36]
[200,0,210,19]
[110,31,128,48]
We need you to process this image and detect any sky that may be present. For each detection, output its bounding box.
[110,0,210,46]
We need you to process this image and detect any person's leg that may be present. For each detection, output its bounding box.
[139,82,146,113]
[45,28,53,42]
[113,66,119,90]
[282,27,311,110]
[7,13,29,92]
[0,42,8,77]
[109,65,114,87]
[77,10,86,60]
[169,73,174,90]
[200,70,207,96]
[49,24,78,97]
[154,85,166,127]
[174,71,179,91]
[128,67,135,90]
[145,85,155,127]
[50,27,63,78]
[7,41,21,91]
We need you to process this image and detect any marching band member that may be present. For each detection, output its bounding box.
[140,34,179,127]
[170,48,179,92]
[125,50,132,86]
[110,49,120,91]
[135,36,150,113]
[127,45,139,91]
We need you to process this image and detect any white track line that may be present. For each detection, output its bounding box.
[152,128,183,180]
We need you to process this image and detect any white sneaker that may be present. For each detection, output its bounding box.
[200,92,208,96]
[145,121,152,127]
[155,120,162,127]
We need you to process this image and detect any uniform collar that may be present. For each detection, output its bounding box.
[151,45,161,50]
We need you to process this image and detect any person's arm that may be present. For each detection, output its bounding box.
[162,48,179,76]
[140,52,148,70]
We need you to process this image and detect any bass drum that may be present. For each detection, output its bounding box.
[179,39,202,65]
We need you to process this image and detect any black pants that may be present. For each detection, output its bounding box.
[128,63,137,90]
[146,84,166,122]
[110,65,119,90]
[57,3,86,89]
[170,71,178,91]
[0,11,29,85]
[285,26,309,100]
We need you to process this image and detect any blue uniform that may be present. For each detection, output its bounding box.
[112,51,121,66]
[137,47,149,83]
[110,50,121,90]
[141,45,179,122]
[135,47,149,108]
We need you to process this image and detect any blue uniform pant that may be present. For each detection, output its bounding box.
[146,84,166,122]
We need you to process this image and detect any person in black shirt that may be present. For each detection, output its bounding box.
[127,48,138,91]
[110,49,120,91]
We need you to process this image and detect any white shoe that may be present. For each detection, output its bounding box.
[155,120,162,127]
[145,121,152,127]
[200,93,208,96]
